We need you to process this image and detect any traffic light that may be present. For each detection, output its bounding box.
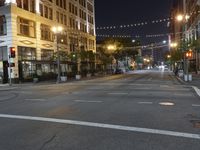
[186,51,192,58]
[10,47,16,58]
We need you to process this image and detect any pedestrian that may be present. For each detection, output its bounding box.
[174,67,178,76]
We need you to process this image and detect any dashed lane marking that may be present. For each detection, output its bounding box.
[74,100,102,103]
[24,99,46,101]
[108,93,128,95]
[138,102,153,105]
[0,114,199,140]
[192,104,200,107]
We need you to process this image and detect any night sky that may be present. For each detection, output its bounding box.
[95,0,173,44]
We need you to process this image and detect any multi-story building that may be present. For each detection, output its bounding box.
[184,0,200,73]
[0,0,96,83]
[170,0,200,73]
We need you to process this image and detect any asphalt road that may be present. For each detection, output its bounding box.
[0,70,200,150]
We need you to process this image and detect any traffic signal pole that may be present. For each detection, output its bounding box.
[8,47,16,86]
[8,54,12,86]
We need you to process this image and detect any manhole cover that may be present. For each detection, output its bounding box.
[159,102,175,106]
[190,120,200,128]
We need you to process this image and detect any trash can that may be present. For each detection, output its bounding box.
[189,74,192,81]
[184,74,188,81]
[184,74,192,81]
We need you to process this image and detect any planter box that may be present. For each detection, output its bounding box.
[33,78,39,83]
[86,73,92,78]
[61,76,67,82]
[76,75,81,80]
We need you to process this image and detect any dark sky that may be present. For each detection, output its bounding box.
[95,0,173,44]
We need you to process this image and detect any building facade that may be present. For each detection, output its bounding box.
[0,0,96,83]
[184,0,200,72]
[170,0,200,73]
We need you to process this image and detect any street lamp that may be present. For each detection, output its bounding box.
[175,14,191,81]
[51,26,63,83]
[107,44,116,74]
[170,42,178,48]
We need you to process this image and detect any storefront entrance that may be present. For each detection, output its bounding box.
[0,61,8,83]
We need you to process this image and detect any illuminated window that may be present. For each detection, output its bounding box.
[41,49,54,60]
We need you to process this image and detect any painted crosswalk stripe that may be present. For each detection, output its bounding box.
[192,104,200,107]
[25,99,46,101]
[192,86,200,97]
[0,114,200,140]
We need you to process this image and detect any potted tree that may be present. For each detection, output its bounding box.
[59,51,68,82]
[33,73,39,83]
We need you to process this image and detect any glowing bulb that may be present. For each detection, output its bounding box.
[176,15,184,22]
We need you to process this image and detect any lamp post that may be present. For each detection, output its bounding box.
[51,26,63,83]
[175,14,191,81]
[167,54,171,71]
[107,44,116,74]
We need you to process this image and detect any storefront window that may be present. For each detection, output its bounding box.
[41,49,54,60]
[0,46,7,61]
[21,61,36,78]
[18,46,36,61]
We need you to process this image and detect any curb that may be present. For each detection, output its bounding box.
[175,76,200,97]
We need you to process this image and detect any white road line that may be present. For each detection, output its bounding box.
[24,99,46,101]
[192,104,200,107]
[174,93,192,97]
[138,102,153,105]
[0,114,199,140]
[74,100,102,103]
[192,86,200,97]
[108,93,128,95]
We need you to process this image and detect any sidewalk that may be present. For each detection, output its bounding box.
[178,73,200,89]
[0,74,113,91]
[176,73,200,97]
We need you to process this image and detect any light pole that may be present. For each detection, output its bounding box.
[175,14,190,81]
[51,26,63,83]
[107,44,116,74]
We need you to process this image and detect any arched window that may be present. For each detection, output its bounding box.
[0,15,6,35]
